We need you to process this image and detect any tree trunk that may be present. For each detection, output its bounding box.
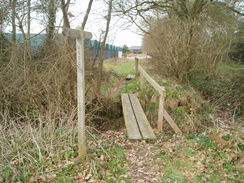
[11,0,16,44]
[10,0,17,62]
[61,0,70,28]
[46,0,56,45]
[61,0,76,104]
[96,0,113,94]
[82,0,94,29]
[27,0,31,46]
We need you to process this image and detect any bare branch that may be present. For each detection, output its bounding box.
[82,0,94,29]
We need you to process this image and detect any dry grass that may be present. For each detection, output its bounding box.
[0,118,126,182]
[0,40,79,181]
[0,118,77,182]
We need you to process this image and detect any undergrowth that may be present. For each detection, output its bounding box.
[157,127,244,182]
[0,44,127,182]
[0,122,129,182]
[189,68,244,117]
[0,42,77,123]
[1,57,243,182]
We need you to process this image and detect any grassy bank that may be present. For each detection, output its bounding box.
[1,58,243,182]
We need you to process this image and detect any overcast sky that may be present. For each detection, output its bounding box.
[68,0,142,47]
[7,0,142,47]
[27,0,141,47]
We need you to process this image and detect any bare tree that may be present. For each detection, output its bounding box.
[114,0,243,35]
[96,0,113,94]
[82,0,94,29]
[10,0,17,44]
[142,0,239,81]
[45,0,56,44]
[27,0,31,46]
[61,0,71,28]
[0,0,9,33]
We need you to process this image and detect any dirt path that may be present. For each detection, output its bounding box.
[101,130,163,183]
[123,141,162,183]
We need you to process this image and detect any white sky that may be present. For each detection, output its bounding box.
[27,0,142,47]
[69,0,142,47]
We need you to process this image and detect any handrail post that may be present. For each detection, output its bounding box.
[139,73,144,90]
[137,59,144,90]
[135,57,139,73]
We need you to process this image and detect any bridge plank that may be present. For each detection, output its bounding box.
[121,94,142,140]
[129,94,156,139]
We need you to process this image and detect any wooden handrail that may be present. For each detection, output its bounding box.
[137,62,182,134]
[138,65,164,131]
[138,65,165,95]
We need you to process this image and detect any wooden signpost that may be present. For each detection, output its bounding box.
[63,27,92,160]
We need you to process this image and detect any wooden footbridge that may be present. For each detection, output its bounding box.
[121,59,182,140]
[63,27,181,158]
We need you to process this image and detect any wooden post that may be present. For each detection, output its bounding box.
[139,73,144,90]
[138,59,144,90]
[135,57,139,73]
[76,28,86,160]
[158,93,164,131]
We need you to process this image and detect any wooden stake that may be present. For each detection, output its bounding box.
[158,94,164,131]
[139,73,144,90]
[163,110,182,134]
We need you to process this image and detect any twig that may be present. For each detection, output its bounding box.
[29,124,43,161]
[232,105,238,124]
[86,129,111,160]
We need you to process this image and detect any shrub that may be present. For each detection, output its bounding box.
[143,3,238,82]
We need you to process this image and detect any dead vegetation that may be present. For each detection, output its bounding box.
[1,41,75,123]
[0,38,123,128]
[0,40,125,181]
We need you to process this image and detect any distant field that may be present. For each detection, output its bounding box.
[104,59,136,76]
